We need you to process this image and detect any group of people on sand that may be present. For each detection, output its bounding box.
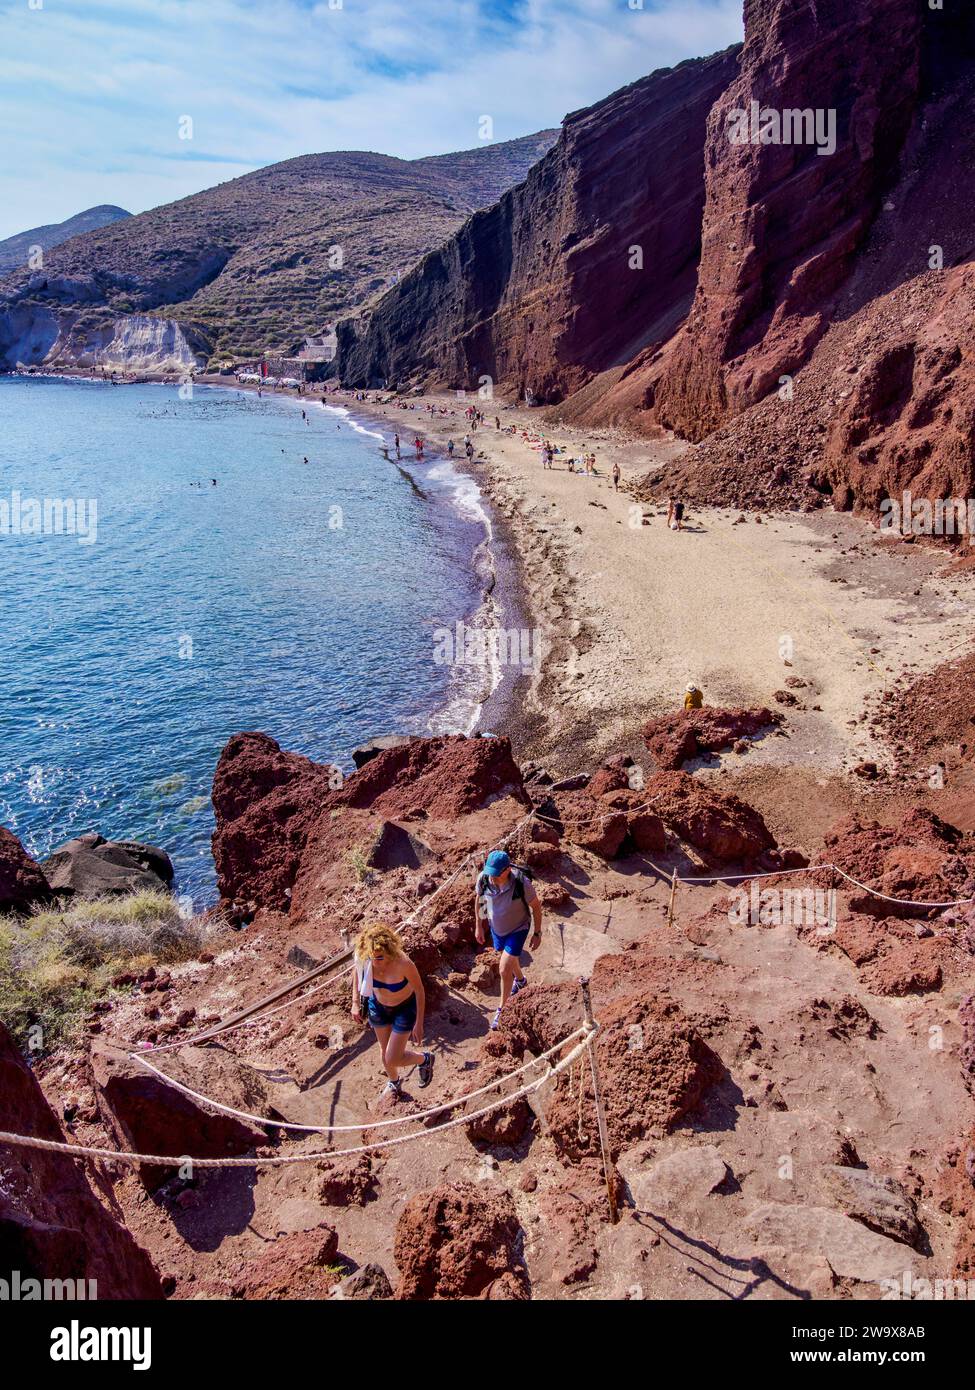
[351,847,542,1098]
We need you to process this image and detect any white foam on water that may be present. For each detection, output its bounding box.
[321,402,385,441]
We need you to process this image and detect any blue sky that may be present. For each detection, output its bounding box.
[0,0,743,240]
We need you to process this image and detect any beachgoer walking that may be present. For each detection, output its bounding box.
[351,923,434,1097]
[612,462,621,492]
[448,439,455,456]
[394,433,401,458]
[667,497,685,531]
[475,849,542,1031]
[684,683,703,711]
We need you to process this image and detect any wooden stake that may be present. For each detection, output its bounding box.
[667,867,678,930]
[578,976,618,1225]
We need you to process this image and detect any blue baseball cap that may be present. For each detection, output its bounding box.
[484,849,510,877]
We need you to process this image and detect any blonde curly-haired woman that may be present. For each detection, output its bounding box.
[351,923,434,1097]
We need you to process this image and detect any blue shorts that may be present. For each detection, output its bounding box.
[367,993,417,1033]
[491,926,530,958]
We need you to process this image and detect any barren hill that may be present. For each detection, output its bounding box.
[0,205,131,274]
[0,134,555,372]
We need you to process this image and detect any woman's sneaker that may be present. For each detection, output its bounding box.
[510,977,527,998]
[418,1051,435,1088]
[382,1079,402,1098]
[490,1007,503,1031]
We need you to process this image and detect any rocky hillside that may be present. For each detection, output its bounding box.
[338,1,975,517]
[4,725,973,1299]
[0,134,555,374]
[337,48,740,397]
[0,205,130,274]
[634,0,975,517]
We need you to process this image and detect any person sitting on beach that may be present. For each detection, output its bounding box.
[475,849,542,1031]
[684,683,704,711]
[351,922,435,1098]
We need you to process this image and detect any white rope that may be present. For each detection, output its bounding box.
[0,1032,593,1169]
[141,964,355,1056]
[129,1023,588,1133]
[648,857,974,908]
[138,808,538,1056]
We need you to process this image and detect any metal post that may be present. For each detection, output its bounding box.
[667,867,678,930]
[578,977,618,1225]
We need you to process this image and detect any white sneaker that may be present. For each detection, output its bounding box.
[490,1007,502,1031]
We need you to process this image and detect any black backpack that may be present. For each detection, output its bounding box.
[477,863,535,904]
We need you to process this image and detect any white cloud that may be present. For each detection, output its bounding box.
[0,0,742,239]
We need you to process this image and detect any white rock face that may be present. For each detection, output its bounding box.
[1,306,205,372]
[77,315,204,372]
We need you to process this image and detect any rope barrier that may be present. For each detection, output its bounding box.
[133,809,538,1056]
[537,801,974,909]
[129,1024,589,1133]
[0,1030,594,1170]
[642,857,974,909]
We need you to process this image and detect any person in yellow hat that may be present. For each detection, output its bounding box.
[684,683,703,711]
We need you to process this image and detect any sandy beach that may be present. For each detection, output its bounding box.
[321,390,974,797]
[46,366,975,829]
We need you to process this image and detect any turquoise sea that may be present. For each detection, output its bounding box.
[0,376,497,904]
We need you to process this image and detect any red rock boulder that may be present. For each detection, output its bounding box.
[329,734,527,820]
[642,708,782,771]
[392,1182,528,1299]
[641,771,776,863]
[90,1040,269,1190]
[546,990,723,1163]
[0,1023,162,1297]
[824,809,975,919]
[211,732,337,913]
[0,827,50,913]
[552,790,628,859]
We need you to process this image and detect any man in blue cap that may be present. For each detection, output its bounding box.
[475,848,542,1030]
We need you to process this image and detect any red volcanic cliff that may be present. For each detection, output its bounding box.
[337,47,740,401]
[0,1024,162,1297]
[343,1,975,517]
[647,0,923,440]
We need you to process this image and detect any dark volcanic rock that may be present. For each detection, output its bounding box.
[351,735,413,769]
[0,1023,162,1297]
[366,821,434,872]
[0,827,50,912]
[42,832,173,900]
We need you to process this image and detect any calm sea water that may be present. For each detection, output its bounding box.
[0,376,495,904]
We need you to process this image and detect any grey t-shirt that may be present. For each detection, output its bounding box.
[478,869,538,936]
